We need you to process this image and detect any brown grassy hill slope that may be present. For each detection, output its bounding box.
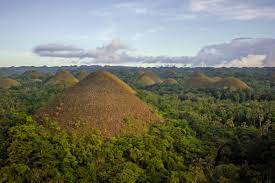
[215,77,249,90]
[164,70,177,77]
[37,71,160,137]
[46,70,79,87]
[137,72,162,86]
[163,78,178,84]
[23,70,43,79]
[212,77,223,82]
[184,72,249,90]
[184,72,216,87]
[0,78,21,89]
[271,72,275,82]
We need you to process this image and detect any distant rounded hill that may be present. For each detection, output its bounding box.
[136,71,163,86]
[37,71,160,137]
[215,77,249,90]
[184,72,249,90]
[184,72,216,87]
[74,70,89,81]
[46,70,79,87]
[164,70,177,78]
[23,70,43,79]
[0,78,21,89]
[271,72,275,87]
[163,78,178,84]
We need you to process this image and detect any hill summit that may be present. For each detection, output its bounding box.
[23,70,43,79]
[184,72,216,87]
[46,70,79,87]
[37,71,160,137]
[216,77,249,90]
[136,71,163,86]
[184,72,249,90]
[0,78,21,89]
[163,78,178,84]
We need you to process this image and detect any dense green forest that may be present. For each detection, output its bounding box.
[0,67,273,182]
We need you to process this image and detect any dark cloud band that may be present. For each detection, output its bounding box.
[33,38,275,67]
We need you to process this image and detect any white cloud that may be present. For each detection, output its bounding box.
[218,55,266,67]
[194,37,275,67]
[189,0,275,20]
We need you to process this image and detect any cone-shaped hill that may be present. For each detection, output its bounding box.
[0,78,21,89]
[74,70,89,81]
[164,70,177,78]
[37,71,160,137]
[136,71,163,86]
[46,70,79,87]
[184,72,249,90]
[184,72,216,87]
[271,72,275,86]
[23,70,43,79]
[163,78,178,84]
[215,77,249,90]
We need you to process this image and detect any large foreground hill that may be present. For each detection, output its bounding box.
[37,71,160,137]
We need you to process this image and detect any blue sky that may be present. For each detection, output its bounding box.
[0,0,275,67]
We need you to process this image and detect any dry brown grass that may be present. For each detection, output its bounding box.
[184,72,216,87]
[163,78,178,84]
[0,78,21,89]
[136,71,162,86]
[23,70,43,79]
[46,70,79,87]
[184,72,249,90]
[215,77,249,90]
[37,71,161,137]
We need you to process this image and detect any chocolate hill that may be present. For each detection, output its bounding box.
[74,70,89,81]
[184,72,249,90]
[46,70,79,87]
[23,70,43,79]
[163,78,178,84]
[136,71,163,86]
[164,70,177,78]
[0,78,21,89]
[184,72,216,88]
[215,77,249,90]
[37,71,160,137]
[271,72,275,82]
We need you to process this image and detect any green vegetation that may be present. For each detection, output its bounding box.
[73,70,89,81]
[0,67,273,182]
